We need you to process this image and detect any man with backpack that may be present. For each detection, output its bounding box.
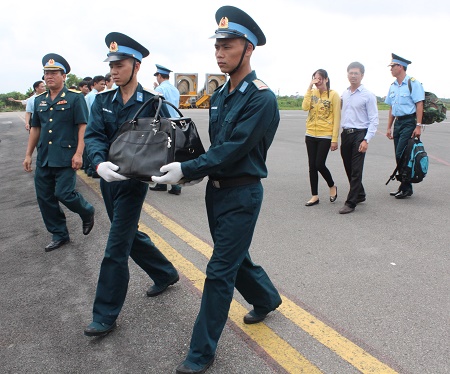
[385,53,425,199]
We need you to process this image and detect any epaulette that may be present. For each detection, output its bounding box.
[36,91,47,97]
[253,79,269,90]
[143,87,161,96]
[98,88,115,94]
[68,88,81,93]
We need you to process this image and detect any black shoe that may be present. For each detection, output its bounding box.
[176,357,215,374]
[82,212,95,235]
[149,184,167,191]
[243,310,268,324]
[305,199,319,207]
[330,186,337,202]
[84,321,116,337]
[146,273,179,297]
[356,196,366,204]
[339,205,355,214]
[168,187,181,195]
[394,190,413,199]
[91,171,100,179]
[45,238,70,252]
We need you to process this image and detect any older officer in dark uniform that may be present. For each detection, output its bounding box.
[23,54,95,252]
[83,32,179,337]
[152,7,282,374]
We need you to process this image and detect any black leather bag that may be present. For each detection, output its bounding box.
[108,96,205,181]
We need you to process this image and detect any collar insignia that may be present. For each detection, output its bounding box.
[219,17,229,29]
[61,92,66,98]
[109,41,118,52]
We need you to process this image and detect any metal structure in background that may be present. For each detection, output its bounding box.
[175,73,226,109]
[175,73,198,109]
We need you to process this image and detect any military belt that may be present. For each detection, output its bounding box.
[210,176,260,189]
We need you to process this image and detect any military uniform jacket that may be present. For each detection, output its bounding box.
[181,70,280,181]
[84,83,167,169]
[32,86,88,167]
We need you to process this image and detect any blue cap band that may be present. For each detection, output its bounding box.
[111,45,143,61]
[218,21,258,46]
[44,61,66,73]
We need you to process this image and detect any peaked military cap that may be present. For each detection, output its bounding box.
[154,64,172,76]
[212,6,266,47]
[388,53,411,67]
[104,32,149,62]
[42,53,70,74]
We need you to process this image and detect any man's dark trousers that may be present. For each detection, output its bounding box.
[34,166,94,241]
[393,116,416,192]
[92,178,178,325]
[340,129,367,208]
[184,181,282,366]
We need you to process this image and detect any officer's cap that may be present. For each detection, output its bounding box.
[388,53,411,67]
[104,32,149,63]
[154,64,172,76]
[211,6,266,47]
[42,53,70,74]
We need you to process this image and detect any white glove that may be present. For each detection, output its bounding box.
[96,161,129,182]
[151,162,183,184]
[180,178,204,187]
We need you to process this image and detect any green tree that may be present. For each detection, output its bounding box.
[66,73,82,89]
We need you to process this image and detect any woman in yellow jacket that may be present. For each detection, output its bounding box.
[302,69,340,206]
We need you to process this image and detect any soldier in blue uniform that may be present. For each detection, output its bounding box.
[152,6,282,374]
[385,53,425,199]
[23,53,95,252]
[83,32,179,337]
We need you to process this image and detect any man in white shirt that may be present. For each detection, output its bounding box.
[339,61,379,214]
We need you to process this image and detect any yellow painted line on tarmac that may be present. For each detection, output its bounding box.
[78,172,397,373]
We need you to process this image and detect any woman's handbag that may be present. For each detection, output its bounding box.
[108,96,206,181]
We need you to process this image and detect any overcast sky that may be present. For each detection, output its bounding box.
[1,0,449,98]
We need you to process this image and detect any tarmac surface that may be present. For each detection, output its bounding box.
[0,109,449,374]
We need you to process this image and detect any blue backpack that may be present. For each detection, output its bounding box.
[386,137,428,185]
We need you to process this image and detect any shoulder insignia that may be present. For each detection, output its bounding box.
[68,88,81,93]
[98,88,114,94]
[143,87,161,96]
[253,79,269,90]
[36,91,47,97]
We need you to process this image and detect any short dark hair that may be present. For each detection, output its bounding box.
[92,75,105,84]
[105,73,112,82]
[159,73,170,80]
[33,80,44,91]
[347,61,365,74]
[78,80,89,88]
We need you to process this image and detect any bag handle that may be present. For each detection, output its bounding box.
[130,95,164,123]
[130,95,185,123]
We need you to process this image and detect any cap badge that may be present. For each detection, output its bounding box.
[218,17,229,29]
[48,59,55,66]
[109,41,118,52]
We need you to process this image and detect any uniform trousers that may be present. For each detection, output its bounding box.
[185,181,282,366]
[34,166,94,241]
[92,178,177,325]
[393,116,417,192]
[340,129,367,208]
